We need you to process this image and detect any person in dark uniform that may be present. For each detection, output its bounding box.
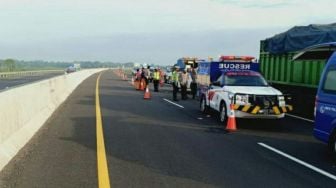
[153,68,160,92]
[190,68,198,99]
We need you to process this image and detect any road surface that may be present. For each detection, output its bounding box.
[0,71,65,91]
[0,70,335,187]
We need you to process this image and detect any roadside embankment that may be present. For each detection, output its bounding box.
[0,69,106,171]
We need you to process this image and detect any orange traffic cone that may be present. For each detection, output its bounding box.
[144,87,151,99]
[226,104,237,132]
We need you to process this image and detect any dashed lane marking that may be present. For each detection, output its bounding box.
[163,98,185,109]
[286,113,314,123]
[96,72,111,188]
[258,142,336,181]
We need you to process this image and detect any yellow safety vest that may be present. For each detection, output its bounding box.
[153,72,160,80]
[172,71,178,82]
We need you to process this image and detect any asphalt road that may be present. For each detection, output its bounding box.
[0,70,336,187]
[0,71,65,91]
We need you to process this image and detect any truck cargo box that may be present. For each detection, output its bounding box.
[259,23,335,88]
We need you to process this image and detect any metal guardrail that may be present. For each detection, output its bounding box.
[0,70,64,79]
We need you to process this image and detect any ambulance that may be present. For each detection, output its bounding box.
[198,56,293,124]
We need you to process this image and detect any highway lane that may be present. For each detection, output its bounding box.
[0,70,335,187]
[0,71,65,91]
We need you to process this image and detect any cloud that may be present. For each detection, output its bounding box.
[0,28,282,63]
[211,0,304,8]
[0,0,335,62]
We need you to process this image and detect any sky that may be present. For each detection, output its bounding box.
[0,0,335,65]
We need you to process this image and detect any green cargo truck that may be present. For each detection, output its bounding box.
[259,23,336,118]
[260,40,326,88]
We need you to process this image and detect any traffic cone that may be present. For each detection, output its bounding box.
[144,86,151,99]
[226,104,237,132]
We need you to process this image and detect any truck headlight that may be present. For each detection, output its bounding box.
[235,94,249,104]
[278,95,285,106]
[228,92,234,100]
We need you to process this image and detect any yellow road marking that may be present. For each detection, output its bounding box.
[96,73,111,188]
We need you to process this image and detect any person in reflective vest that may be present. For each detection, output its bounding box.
[172,66,180,101]
[153,68,160,92]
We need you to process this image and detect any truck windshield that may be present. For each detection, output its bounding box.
[224,74,268,86]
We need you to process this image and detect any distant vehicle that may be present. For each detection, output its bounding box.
[294,42,336,156]
[164,70,172,84]
[176,57,204,70]
[73,63,81,71]
[163,66,173,83]
[198,56,293,124]
[66,63,81,73]
[65,66,76,73]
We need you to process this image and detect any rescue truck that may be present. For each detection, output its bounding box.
[176,57,200,70]
[198,56,293,124]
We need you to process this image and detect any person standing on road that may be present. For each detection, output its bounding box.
[143,67,149,85]
[153,68,160,92]
[190,68,198,99]
[180,70,188,100]
[159,68,164,87]
[172,66,180,101]
[135,69,141,81]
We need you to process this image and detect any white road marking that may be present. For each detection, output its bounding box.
[258,142,336,181]
[286,113,314,123]
[163,98,184,109]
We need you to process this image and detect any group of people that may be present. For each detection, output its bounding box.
[134,66,164,92]
[171,66,197,101]
[133,65,198,100]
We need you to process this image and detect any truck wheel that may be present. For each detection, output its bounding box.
[200,96,208,114]
[329,131,336,158]
[219,102,227,124]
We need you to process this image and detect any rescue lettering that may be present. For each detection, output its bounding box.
[221,63,250,70]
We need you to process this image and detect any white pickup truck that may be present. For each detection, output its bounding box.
[198,57,292,124]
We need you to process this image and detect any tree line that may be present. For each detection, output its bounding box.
[0,59,135,72]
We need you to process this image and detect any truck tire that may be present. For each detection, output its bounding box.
[219,102,227,124]
[329,130,336,158]
[200,95,208,114]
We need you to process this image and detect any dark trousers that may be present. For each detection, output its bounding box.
[153,80,159,92]
[190,82,197,99]
[173,83,179,100]
[143,77,149,85]
[181,84,187,100]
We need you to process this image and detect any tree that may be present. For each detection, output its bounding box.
[4,59,16,72]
